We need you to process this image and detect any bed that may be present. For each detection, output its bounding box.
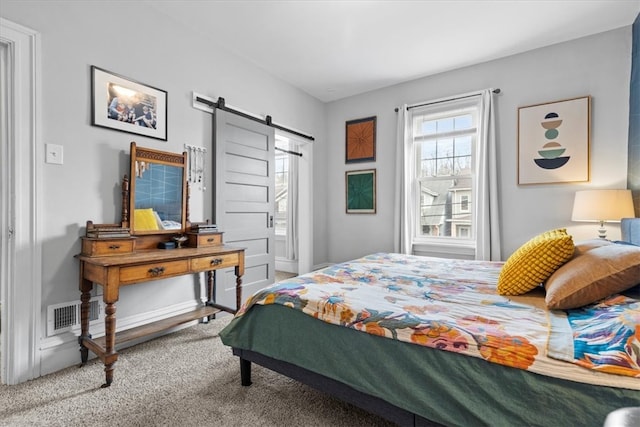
[220,219,640,427]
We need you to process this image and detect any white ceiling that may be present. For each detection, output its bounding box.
[149,0,640,102]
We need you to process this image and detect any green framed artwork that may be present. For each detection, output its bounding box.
[346,169,376,214]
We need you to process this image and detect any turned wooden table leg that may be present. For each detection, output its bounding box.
[207,270,216,305]
[78,269,92,365]
[235,262,244,313]
[102,301,117,387]
[206,270,216,320]
[235,274,242,313]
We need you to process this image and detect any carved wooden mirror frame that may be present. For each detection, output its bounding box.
[122,142,190,248]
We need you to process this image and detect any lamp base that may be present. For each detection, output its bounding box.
[597,221,607,239]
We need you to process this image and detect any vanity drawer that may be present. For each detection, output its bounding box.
[119,260,190,283]
[191,253,239,272]
[81,238,135,257]
[187,232,223,248]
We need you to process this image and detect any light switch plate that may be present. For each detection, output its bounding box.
[46,144,63,164]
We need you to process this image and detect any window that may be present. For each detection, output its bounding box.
[274,138,289,235]
[460,195,469,212]
[411,98,479,244]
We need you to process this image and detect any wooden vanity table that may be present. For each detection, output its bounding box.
[77,244,244,388]
[77,142,244,387]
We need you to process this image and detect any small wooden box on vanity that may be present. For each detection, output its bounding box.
[81,237,137,257]
[186,231,223,248]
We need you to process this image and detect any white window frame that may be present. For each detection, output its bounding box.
[409,96,481,255]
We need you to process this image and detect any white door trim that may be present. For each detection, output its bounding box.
[0,18,43,385]
[276,131,313,275]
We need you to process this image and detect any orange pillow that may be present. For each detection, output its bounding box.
[545,243,640,309]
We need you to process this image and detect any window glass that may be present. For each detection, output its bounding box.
[274,148,288,235]
[412,107,477,240]
[454,114,472,130]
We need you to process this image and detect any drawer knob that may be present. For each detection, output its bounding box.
[108,245,121,250]
[207,238,215,243]
[210,258,223,266]
[148,266,166,276]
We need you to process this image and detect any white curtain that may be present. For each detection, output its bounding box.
[394,90,501,260]
[475,89,502,261]
[285,144,299,260]
[393,105,415,254]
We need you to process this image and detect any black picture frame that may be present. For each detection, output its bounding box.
[345,116,376,163]
[91,66,168,141]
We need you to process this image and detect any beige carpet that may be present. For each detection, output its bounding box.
[0,317,396,426]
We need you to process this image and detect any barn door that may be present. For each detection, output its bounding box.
[214,109,275,308]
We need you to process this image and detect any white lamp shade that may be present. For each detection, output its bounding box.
[571,189,635,222]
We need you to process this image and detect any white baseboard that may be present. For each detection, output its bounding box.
[312,262,332,271]
[39,300,205,377]
[275,257,298,273]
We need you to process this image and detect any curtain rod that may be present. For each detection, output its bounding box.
[275,146,303,157]
[394,88,501,112]
[195,96,315,142]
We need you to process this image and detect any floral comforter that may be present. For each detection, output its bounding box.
[237,253,639,382]
[548,294,640,378]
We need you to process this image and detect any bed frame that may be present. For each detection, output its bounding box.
[232,218,640,426]
[234,347,440,426]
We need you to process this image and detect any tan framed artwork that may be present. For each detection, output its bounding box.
[346,169,376,214]
[345,116,376,163]
[518,96,590,185]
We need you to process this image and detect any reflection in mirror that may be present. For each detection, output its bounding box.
[133,162,183,231]
[129,142,187,235]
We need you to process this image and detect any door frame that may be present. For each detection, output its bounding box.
[275,131,313,275]
[0,18,42,385]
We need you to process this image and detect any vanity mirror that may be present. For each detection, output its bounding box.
[128,141,188,238]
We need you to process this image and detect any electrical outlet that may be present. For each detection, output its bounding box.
[45,144,63,164]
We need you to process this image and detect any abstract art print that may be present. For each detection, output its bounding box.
[518,96,590,185]
[91,66,168,141]
[345,116,376,163]
[346,169,376,214]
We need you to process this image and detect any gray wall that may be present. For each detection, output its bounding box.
[325,27,633,263]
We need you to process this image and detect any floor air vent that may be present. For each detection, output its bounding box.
[47,297,104,336]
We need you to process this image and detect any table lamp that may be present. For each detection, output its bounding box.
[571,189,635,239]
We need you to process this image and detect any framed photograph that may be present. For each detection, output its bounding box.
[345,116,376,163]
[91,66,167,141]
[518,96,590,185]
[346,169,376,214]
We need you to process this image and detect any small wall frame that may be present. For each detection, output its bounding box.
[345,116,376,163]
[518,96,590,185]
[346,169,376,214]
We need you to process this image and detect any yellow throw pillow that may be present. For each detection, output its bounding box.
[497,229,575,295]
[134,208,160,231]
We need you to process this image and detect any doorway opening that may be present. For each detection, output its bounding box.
[274,131,312,279]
